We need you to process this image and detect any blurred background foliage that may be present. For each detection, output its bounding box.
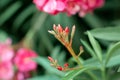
[1,0,120,80]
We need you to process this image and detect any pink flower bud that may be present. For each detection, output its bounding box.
[57,66,63,71]
[48,56,54,62]
[65,27,69,34]
[64,63,69,67]
[57,24,63,33]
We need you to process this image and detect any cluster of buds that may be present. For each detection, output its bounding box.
[48,24,84,66]
[48,24,75,47]
[48,56,69,71]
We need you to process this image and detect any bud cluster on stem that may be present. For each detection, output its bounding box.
[48,56,69,71]
[48,24,84,66]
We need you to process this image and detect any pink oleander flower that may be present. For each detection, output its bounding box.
[15,71,31,80]
[15,72,24,80]
[0,61,14,80]
[33,0,104,17]
[78,0,104,16]
[0,39,14,62]
[33,0,65,14]
[14,48,37,72]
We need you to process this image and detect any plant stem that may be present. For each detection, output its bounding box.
[101,65,106,80]
[66,45,82,66]
[86,71,98,80]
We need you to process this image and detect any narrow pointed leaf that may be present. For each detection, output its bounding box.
[105,41,120,65]
[87,31,102,62]
[80,39,96,58]
[62,67,95,80]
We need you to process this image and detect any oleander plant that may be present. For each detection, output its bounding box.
[0,0,120,80]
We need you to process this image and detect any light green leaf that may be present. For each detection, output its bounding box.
[62,67,95,80]
[80,39,96,58]
[0,30,8,42]
[28,75,60,80]
[105,41,120,65]
[89,27,120,41]
[107,54,120,67]
[87,31,102,62]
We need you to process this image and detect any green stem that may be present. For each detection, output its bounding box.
[66,45,82,66]
[101,65,106,80]
[86,71,98,80]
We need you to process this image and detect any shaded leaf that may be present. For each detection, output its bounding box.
[0,1,21,26]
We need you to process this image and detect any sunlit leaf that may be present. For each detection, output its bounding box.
[89,27,120,41]
[62,67,95,80]
[105,41,120,65]
[87,31,102,62]
[80,39,96,58]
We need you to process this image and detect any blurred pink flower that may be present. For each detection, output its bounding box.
[0,39,14,62]
[78,0,104,16]
[14,48,37,72]
[33,0,104,17]
[33,0,65,14]
[0,61,14,80]
[15,71,31,80]
[15,72,24,80]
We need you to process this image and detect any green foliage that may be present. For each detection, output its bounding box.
[1,0,120,80]
[89,26,120,41]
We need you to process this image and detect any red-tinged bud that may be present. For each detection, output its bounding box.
[48,56,54,62]
[65,27,69,34]
[57,66,63,71]
[53,24,56,31]
[64,63,69,67]
[58,24,63,33]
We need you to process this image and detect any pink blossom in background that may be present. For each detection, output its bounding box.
[14,48,37,72]
[15,71,31,80]
[0,61,14,80]
[33,0,65,14]
[0,39,14,62]
[78,0,104,16]
[16,72,24,80]
[33,0,104,17]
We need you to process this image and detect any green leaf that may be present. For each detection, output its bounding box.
[12,5,36,31]
[0,1,21,26]
[107,54,120,67]
[80,39,96,58]
[0,30,8,42]
[62,67,95,80]
[28,75,60,80]
[89,27,120,41]
[105,41,120,65]
[87,31,102,62]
